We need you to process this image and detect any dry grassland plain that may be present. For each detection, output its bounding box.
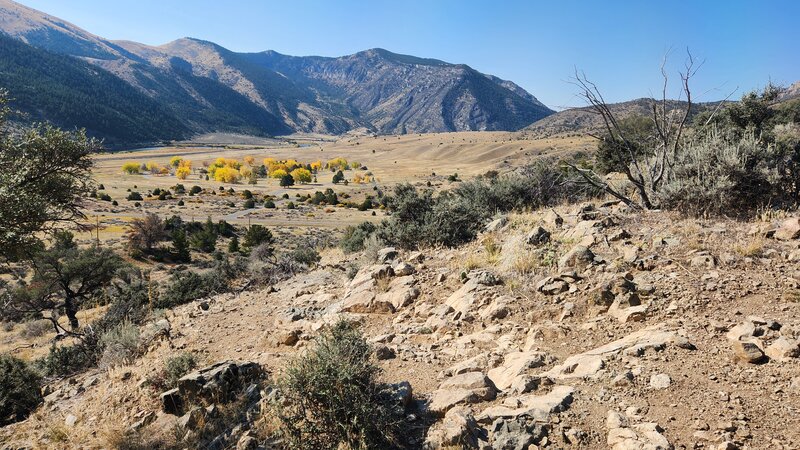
[84,132,592,244]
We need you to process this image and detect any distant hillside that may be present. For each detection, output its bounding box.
[0,0,554,144]
[781,81,800,101]
[523,98,714,138]
[0,33,188,144]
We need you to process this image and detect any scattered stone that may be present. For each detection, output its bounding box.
[160,388,183,415]
[649,373,672,389]
[526,226,551,245]
[731,340,766,364]
[64,414,78,427]
[424,406,481,449]
[377,247,399,263]
[765,337,800,361]
[374,344,396,360]
[177,360,262,405]
[487,351,554,390]
[428,372,497,416]
[558,245,595,269]
[606,410,671,450]
[485,216,508,233]
[478,385,574,422]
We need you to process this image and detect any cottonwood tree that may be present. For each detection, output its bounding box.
[566,50,703,209]
[0,89,99,260]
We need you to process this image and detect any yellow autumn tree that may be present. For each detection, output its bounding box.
[310,160,322,172]
[244,155,255,166]
[239,165,253,179]
[214,166,241,183]
[270,169,288,179]
[169,156,183,168]
[176,166,191,180]
[291,168,312,184]
[326,157,348,171]
[121,162,140,174]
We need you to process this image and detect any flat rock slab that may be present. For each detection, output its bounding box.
[477,385,575,423]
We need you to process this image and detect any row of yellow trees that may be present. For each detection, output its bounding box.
[121,155,365,184]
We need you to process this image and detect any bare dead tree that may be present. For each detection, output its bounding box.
[566,49,701,210]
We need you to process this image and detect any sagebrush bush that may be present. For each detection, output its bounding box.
[289,246,320,267]
[659,130,774,216]
[98,321,140,369]
[21,319,51,338]
[0,354,43,425]
[276,321,404,449]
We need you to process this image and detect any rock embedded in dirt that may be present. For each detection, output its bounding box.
[649,373,672,389]
[774,217,800,240]
[377,247,399,263]
[176,360,262,405]
[765,337,800,361]
[730,340,766,364]
[526,225,551,245]
[424,406,481,449]
[558,244,595,269]
[374,343,396,360]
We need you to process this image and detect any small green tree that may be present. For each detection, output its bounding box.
[189,218,218,253]
[243,225,272,250]
[280,173,295,187]
[171,229,191,262]
[0,89,99,261]
[228,235,240,253]
[332,170,345,184]
[4,232,124,332]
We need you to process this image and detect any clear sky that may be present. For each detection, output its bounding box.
[17,0,800,109]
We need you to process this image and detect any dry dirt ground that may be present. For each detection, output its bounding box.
[3,199,800,449]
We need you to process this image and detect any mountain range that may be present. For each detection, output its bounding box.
[0,0,553,145]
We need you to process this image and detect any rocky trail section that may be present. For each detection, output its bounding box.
[3,203,800,449]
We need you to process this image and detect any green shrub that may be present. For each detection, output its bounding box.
[164,353,197,388]
[20,319,51,338]
[339,222,377,253]
[289,246,321,267]
[243,199,255,209]
[127,191,143,201]
[0,354,43,425]
[39,343,97,377]
[144,352,199,395]
[276,321,404,449]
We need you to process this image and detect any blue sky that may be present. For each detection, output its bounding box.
[19,0,800,109]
